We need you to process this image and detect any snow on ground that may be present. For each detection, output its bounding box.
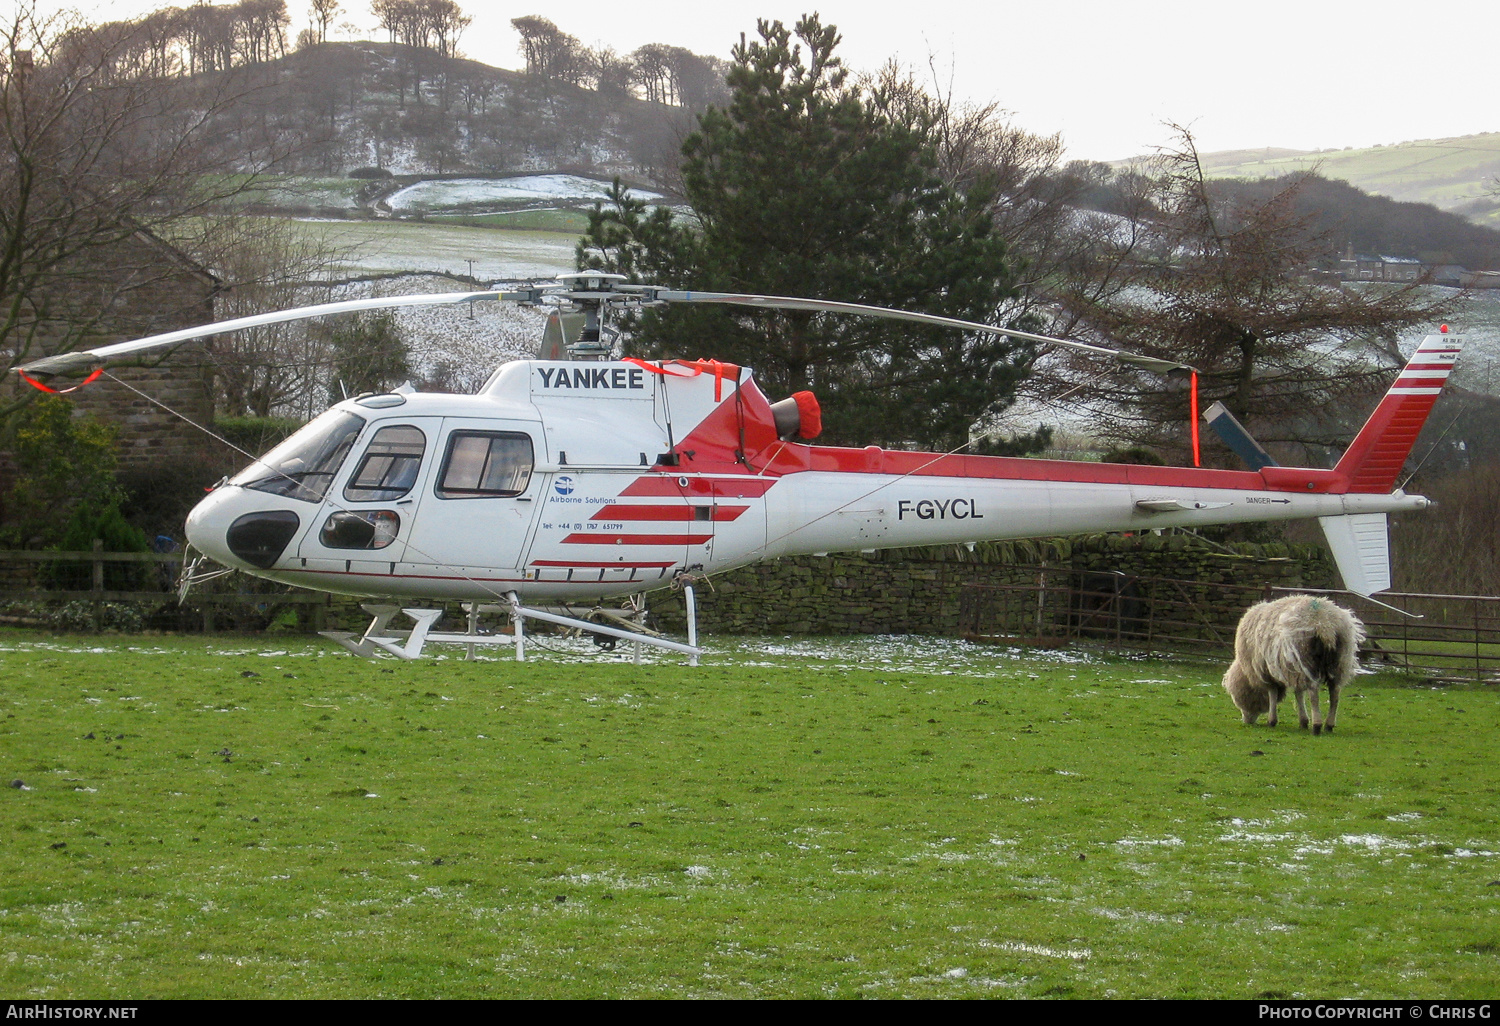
[326,274,548,392]
[385,631,1095,675]
[386,175,660,212]
[0,634,1094,675]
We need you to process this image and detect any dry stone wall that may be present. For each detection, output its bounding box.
[645,534,1336,636]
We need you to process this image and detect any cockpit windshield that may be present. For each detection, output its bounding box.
[232,411,365,503]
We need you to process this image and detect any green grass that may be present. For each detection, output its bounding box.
[213,175,363,210]
[1,632,1497,998]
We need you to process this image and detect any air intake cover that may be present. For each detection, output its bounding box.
[226,510,300,568]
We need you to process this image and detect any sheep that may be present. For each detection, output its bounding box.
[1222,594,1365,735]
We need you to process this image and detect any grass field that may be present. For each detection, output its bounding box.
[1193,134,1500,226]
[1,632,1497,998]
[427,209,593,233]
[295,218,580,280]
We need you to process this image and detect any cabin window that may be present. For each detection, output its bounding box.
[344,425,426,502]
[235,411,365,504]
[319,510,401,550]
[436,431,533,498]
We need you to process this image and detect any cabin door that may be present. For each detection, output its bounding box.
[398,418,544,579]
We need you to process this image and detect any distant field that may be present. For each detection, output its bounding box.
[1193,134,1500,227]
[428,209,593,233]
[228,176,363,210]
[295,218,580,280]
[1,632,1496,998]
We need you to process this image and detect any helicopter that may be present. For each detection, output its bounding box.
[17,272,1461,663]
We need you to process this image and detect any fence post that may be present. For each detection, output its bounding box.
[1475,597,1482,683]
[90,539,103,632]
[1034,566,1047,642]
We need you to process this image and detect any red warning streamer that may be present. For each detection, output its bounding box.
[18,368,104,394]
[1190,370,1200,468]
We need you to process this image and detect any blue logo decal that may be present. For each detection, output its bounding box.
[554,476,575,496]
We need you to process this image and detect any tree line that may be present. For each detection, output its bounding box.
[370,0,468,59]
[52,0,291,79]
[510,15,729,108]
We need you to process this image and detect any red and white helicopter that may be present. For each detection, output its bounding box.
[19,273,1460,662]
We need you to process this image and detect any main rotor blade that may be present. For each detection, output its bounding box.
[637,289,1193,374]
[17,289,529,375]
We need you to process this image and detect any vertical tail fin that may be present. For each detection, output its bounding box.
[1335,330,1462,494]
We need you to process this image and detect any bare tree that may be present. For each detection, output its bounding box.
[1049,128,1457,465]
[233,0,289,65]
[191,217,351,419]
[310,0,342,45]
[423,0,469,58]
[586,44,632,96]
[370,0,407,43]
[0,5,286,414]
[511,15,580,84]
[630,42,670,104]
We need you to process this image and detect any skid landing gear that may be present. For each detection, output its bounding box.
[319,590,702,664]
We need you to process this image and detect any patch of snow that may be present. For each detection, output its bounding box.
[982,940,1090,960]
[387,175,661,212]
[1115,835,1184,848]
[1337,834,1413,852]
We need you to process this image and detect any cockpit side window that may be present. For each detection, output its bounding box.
[344,425,426,502]
[436,431,533,498]
[234,411,365,504]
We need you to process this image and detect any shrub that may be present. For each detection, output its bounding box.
[43,502,151,591]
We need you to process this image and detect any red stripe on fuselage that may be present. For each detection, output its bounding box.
[561,533,712,545]
[590,504,749,521]
[618,476,778,498]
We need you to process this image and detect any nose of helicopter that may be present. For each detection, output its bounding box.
[186,487,301,570]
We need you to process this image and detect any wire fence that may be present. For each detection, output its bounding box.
[4,549,1499,680]
[959,567,1500,683]
[0,545,331,632]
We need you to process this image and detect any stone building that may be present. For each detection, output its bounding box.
[16,229,221,470]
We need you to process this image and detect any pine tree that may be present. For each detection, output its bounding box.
[578,15,1033,450]
[322,311,412,404]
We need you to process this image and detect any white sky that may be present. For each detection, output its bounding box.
[37,0,1500,161]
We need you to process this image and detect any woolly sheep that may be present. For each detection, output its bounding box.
[1222,594,1365,735]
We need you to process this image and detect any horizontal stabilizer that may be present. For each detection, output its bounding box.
[1319,513,1391,596]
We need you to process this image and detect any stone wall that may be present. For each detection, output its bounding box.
[66,347,219,469]
[646,534,1336,636]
